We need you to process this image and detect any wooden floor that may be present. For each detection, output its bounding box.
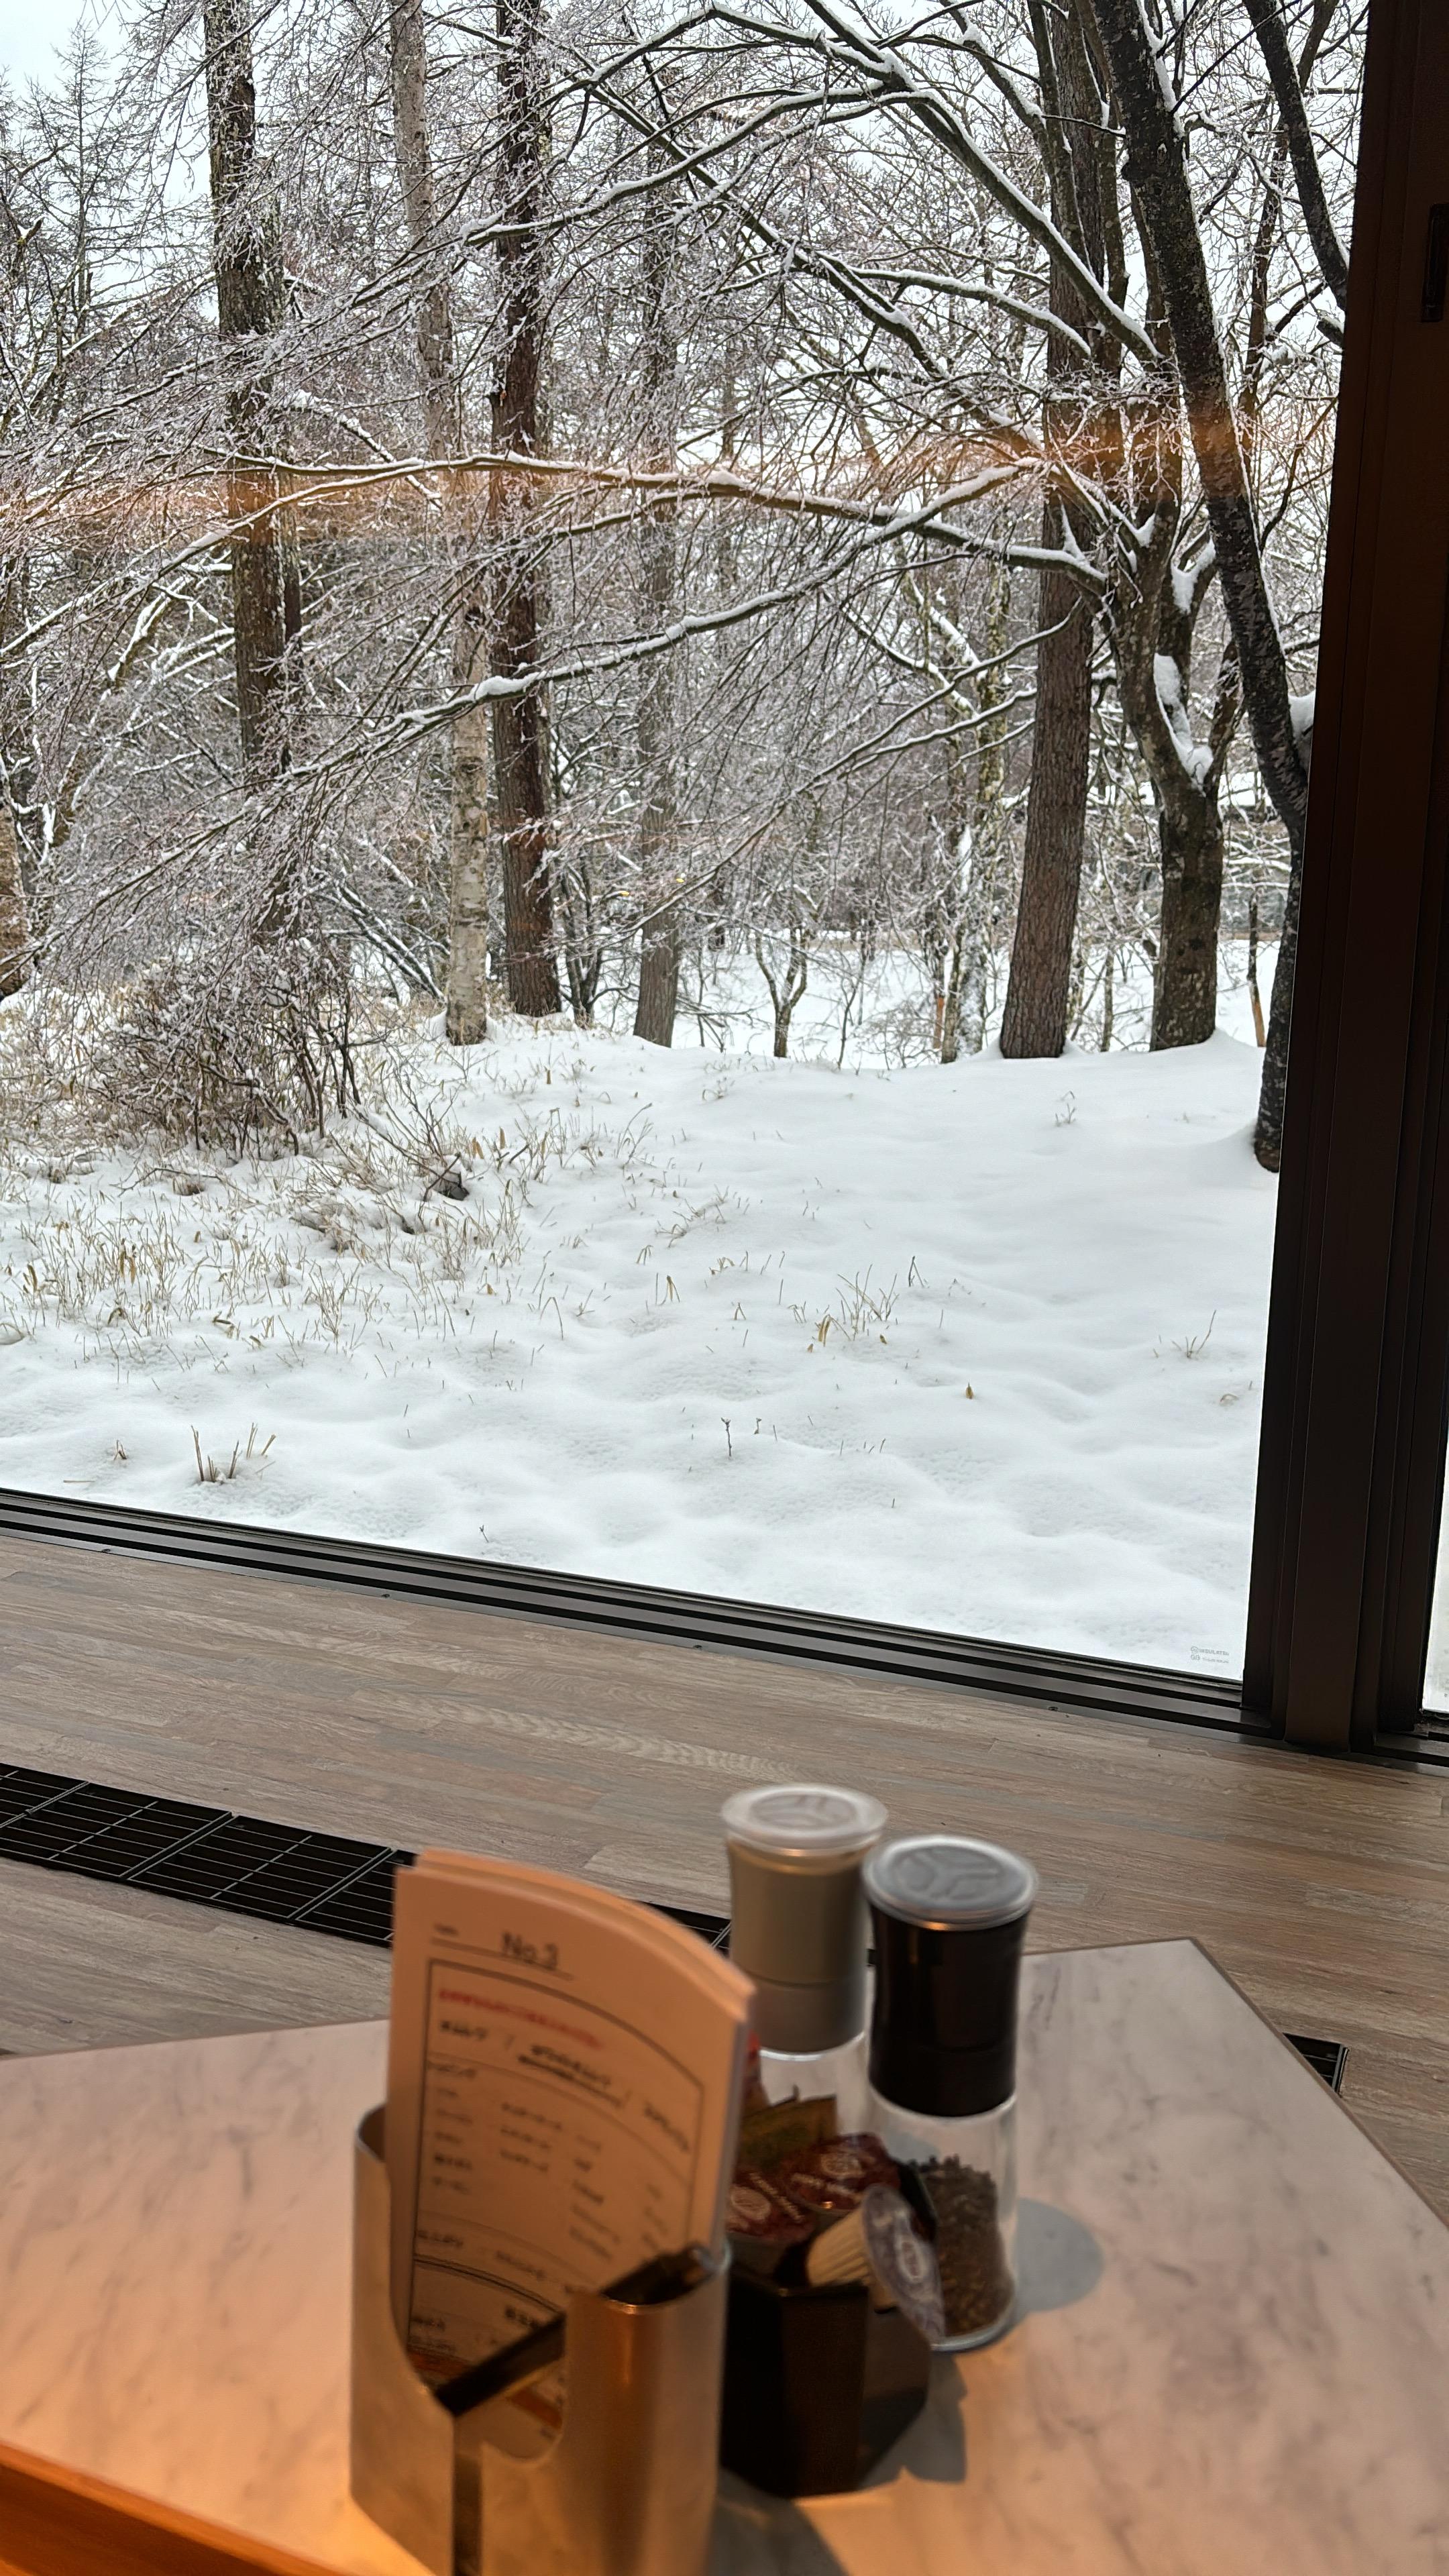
[1,1528,1447,2215]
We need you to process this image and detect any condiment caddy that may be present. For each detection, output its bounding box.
[347,1799,1038,2560]
[719,1787,1037,2491]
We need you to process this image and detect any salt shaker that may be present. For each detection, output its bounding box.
[722,1783,886,2115]
[863,1834,1037,2350]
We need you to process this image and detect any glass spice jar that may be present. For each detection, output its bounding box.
[722,1783,886,2123]
[863,1834,1038,2352]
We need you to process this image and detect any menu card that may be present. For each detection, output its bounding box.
[385,1849,753,2379]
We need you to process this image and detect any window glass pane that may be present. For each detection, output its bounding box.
[0,0,1363,1672]
[1422,1513,1449,1715]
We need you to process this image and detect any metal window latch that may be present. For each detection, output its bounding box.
[1422,205,1449,323]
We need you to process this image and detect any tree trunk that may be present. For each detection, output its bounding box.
[940,839,987,1063]
[771,987,800,1057]
[1089,0,1307,857]
[1150,799,1224,1050]
[1255,820,1305,1167]
[490,0,560,1019]
[203,0,302,792]
[446,690,492,1044]
[387,0,492,1044]
[1243,0,1348,309]
[1000,530,1093,1057]
[0,559,37,985]
[0,792,28,998]
[633,132,681,1047]
[635,888,682,1046]
[756,929,807,1057]
[387,0,460,456]
[1001,1,1099,1058]
[1246,892,1266,1045]
[557,842,604,1024]
[1090,0,1312,1163]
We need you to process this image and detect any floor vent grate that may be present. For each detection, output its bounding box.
[0,1762,729,1953]
[0,1764,409,1945]
[1285,2031,1349,2092]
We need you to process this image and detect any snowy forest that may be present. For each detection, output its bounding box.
[0,0,1363,1668]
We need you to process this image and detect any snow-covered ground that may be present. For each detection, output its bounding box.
[0,959,1281,1674]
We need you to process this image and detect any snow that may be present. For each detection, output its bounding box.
[0,976,1280,1674]
[1169,551,1212,617]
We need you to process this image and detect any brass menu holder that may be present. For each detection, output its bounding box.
[350,2108,729,2576]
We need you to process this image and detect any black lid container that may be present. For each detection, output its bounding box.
[865,1836,1038,2117]
[718,2271,932,2498]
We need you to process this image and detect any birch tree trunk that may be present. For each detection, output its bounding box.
[0,793,28,999]
[387,0,491,1044]
[490,0,561,1019]
[202,0,302,796]
[633,135,682,1048]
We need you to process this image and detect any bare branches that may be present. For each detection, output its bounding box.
[1244,0,1349,310]
[787,0,1159,368]
[0,0,1357,1141]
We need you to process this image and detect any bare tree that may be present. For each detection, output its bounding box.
[490,0,561,1017]
[387,0,490,1042]
[0,790,28,998]
[633,125,683,1046]
[0,558,34,998]
[1087,0,1310,1103]
[1241,0,1343,1165]
[0,0,1355,1157]
[202,0,303,794]
[940,566,1011,1062]
[757,914,810,1057]
[1000,0,1103,1059]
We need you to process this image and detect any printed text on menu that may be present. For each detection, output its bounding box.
[406,1949,705,2373]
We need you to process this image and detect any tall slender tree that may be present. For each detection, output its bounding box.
[0,559,34,1000]
[387,0,490,1043]
[490,0,561,1017]
[1242,0,1342,1167]
[202,0,303,794]
[1089,0,1309,1089]
[1000,0,1103,1060]
[633,124,682,1046]
[0,790,27,999]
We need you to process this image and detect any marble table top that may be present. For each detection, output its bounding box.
[1,1939,1447,2575]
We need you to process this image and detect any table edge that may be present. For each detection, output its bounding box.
[0,2440,339,2576]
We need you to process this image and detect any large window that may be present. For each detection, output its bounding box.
[5,0,1445,1738]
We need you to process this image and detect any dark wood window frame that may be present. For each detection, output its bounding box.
[2,0,1448,1766]
[1246,0,1449,1756]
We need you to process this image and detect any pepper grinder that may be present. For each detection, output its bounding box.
[864,1833,1037,2351]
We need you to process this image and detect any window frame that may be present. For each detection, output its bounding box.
[1245,0,1449,1754]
